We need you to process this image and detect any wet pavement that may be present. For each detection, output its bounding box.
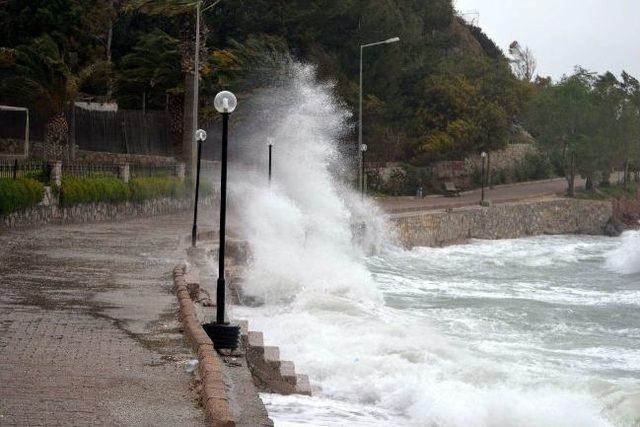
[0,213,207,425]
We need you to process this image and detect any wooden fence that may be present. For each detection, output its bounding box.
[74,109,174,156]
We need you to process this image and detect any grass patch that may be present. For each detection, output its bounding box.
[576,182,638,200]
[0,178,45,215]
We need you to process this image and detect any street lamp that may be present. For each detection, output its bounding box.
[203,90,240,350]
[481,151,487,205]
[358,36,399,193]
[268,138,274,183]
[360,143,368,200]
[191,128,207,247]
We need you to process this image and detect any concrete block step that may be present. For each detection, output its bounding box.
[279,361,296,381]
[239,319,312,396]
[247,331,264,347]
[295,374,312,396]
[238,320,249,336]
[263,346,280,363]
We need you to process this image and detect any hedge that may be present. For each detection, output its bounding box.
[0,178,45,215]
[129,176,187,202]
[60,176,189,206]
[61,176,130,205]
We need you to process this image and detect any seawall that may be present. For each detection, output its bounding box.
[390,197,613,248]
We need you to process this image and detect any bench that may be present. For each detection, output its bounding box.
[444,181,461,197]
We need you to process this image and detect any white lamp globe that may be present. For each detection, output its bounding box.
[361,144,368,152]
[214,91,238,113]
[481,151,487,158]
[195,129,207,142]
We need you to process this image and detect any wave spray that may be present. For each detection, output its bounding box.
[223,64,634,426]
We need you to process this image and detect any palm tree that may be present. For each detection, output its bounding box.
[0,33,114,159]
[117,29,183,101]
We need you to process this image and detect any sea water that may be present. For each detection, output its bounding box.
[236,233,640,427]
[226,64,640,426]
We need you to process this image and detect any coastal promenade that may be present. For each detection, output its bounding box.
[379,177,585,213]
[0,214,207,425]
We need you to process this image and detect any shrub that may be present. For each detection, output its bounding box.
[61,176,130,205]
[60,175,188,206]
[514,153,555,182]
[0,178,45,215]
[23,169,51,184]
[129,176,188,202]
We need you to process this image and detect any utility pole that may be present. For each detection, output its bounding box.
[190,0,201,182]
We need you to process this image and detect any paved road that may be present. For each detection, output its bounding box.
[378,177,586,213]
[0,214,207,426]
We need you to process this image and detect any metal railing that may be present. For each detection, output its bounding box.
[0,159,51,183]
[62,162,120,179]
[130,164,178,178]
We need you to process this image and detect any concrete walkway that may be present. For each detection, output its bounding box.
[378,177,586,213]
[0,214,207,425]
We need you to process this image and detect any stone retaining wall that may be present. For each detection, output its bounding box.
[74,150,178,165]
[465,143,538,175]
[391,198,613,248]
[1,195,216,229]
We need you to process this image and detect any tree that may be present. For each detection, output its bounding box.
[0,34,75,114]
[523,68,597,195]
[118,30,182,93]
[509,41,536,82]
[524,68,640,194]
[0,0,534,167]
[620,72,640,185]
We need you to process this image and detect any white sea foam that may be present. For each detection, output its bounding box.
[605,230,640,275]
[225,64,639,426]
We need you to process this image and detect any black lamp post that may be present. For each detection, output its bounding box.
[268,138,273,183]
[203,90,240,350]
[360,143,368,200]
[191,129,207,247]
[480,151,487,205]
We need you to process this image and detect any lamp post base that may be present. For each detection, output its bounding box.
[202,322,241,350]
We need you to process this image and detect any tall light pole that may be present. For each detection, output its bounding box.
[268,138,274,183]
[191,129,207,247]
[204,90,240,350]
[189,0,202,181]
[361,143,367,200]
[481,151,487,205]
[358,36,400,193]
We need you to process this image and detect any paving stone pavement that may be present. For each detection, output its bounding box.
[0,213,208,426]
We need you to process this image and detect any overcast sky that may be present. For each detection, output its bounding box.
[454,0,640,80]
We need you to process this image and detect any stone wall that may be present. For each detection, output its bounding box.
[74,150,178,166]
[465,143,538,176]
[1,195,217,230]
[390,198,613,248]
[612,186,640,227]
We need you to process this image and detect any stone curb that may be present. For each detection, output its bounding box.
[173,264,236,427]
